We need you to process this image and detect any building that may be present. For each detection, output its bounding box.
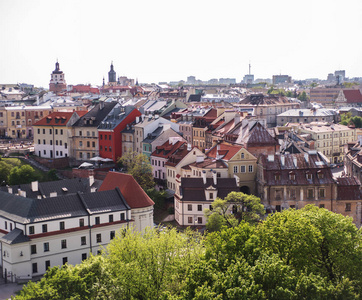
[33,111,87,159]
[272,75,292,85]
[71,101,118,162]
[309,87,342,106]
[98,106,141,163]
[236,94,300,127]
[49,61,66,94]
[256,152,362,227]
[206,141,257,194]
[108,62,117,85]
[335,89,362,107]
[0,186,131,282]
[193,108,218,151]
[174,175,239,227]
[292,122,356,163]
[276,108,338,126]
[98,172,154,231]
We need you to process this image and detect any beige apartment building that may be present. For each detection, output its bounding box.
[292,122,356,163]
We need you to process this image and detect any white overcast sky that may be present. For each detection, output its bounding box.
[0,0,361,87]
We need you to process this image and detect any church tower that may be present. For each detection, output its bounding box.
[49,61,67,93]
[108,62,117,85]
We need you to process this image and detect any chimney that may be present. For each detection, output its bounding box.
[19,190,26,198]
[304,153,309,163]
[89,175,94,187]
[212,171,217,185]
[293,157,297,167]
[281,155,285,167]
[31,181,38,192]
[7,186,12,194]
[136,116,140,123]
[267,155,274,162]
[50,192,57,198]
[100,101,104,110]
[187,143,191,151]
[202,170,206,184]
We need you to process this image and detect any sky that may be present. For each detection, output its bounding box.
[1,0,361,88]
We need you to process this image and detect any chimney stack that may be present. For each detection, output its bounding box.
[212,171,217,185]
[50,192,57,198]
[293,157,297,167]
[281,155,285,167]
[187,143,191,151]
[89,175,94,187]
[31,181,38,192]
[304,153,309,163]
[202,170,206,184]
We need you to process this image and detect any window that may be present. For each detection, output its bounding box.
[43,242,49,252]
[49,129,52,134]
[82,253,87,261]
[109,135,111,140]
[4,221,7,230]
[62,257,68,265]
[306,173,312,180]
[45,260,50,270]
[319,189,325,199]
[105,146,107,151]
[290,205,295,209]
[64,143,67,149]
[210,193,214,200]
[95,217,100,225]
[61,239,67,249]
[32,263,38,273]
[105,135,107,140]
[276,205,281,212]
[233,166,238,173]
[10,223,12,231]
[188,204,192,211]
[109,214,113,223]
[31,245,37,254]
[197,217,202,224]
[96,234,102,243]
[197,204,202,211]
[87,141,90,147]
[248,165,253,173]
[92,141,95,147]
[120,213,125,221]
[42,224,47,233]
[81,236,86,245]
[79,131,82,136]
[188,217,193,224]
[55,129,58,134]
[319,204,325,208]
[79,218,84,227]
[345,203,351,212]
[43,129,45,134]
[60,129,63,135]
[79,152,83,159]
[79,141,83,147]
[241,153,244,159]
[29,226,34,234]
[59,221,65,230]
[240,165,246,173]
[109,146,112,152]
[110,231,115,240]
[307,189,314,199]
[43,139,46,144]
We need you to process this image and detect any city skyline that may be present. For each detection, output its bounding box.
[1,0,361,87]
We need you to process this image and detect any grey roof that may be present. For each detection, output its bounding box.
[73,101,118,127]
[0,178,101,199]
[278,108,336,117]
[0,228,30,244]
[0,188,130,224]
[98,105,137,130]
[142,126,164,144]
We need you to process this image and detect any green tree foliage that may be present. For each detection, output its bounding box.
[205,192,265,231]
[146,188,167,209]
[297,91,308,101]
[340,112,362,128]
[14,206,362,299]
[117,151,155,190]
[8,165,38,185]
[45,169,59,181]
[0,161,12,185]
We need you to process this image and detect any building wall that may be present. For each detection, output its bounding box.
[71,126,99,161]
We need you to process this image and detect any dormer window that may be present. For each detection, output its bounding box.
[317,170,324,179]
[274,173,281,181]
[306,172,312,180]
[289,171,295,180]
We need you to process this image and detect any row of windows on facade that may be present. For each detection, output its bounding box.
[99,145,112,152]
[32,253,88,274]
[37,139,67,148]
[274,188,326,200]
[38,128,63,135]
[274,172,324,181]
[78,130,96,137]
[79,152,97,159]
[27,213,126,234]
[151,159,165,167]
[317,131,353,139]
[318,141,350,148]
[234,165,253,173]
[193,130,205,137]
[79,141,96,148]
[99,134,112,140]
[30,231,116,255]
[7,111,44,118]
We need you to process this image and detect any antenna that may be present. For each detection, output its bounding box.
[249,61,251,75]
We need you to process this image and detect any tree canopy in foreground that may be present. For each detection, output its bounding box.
[15,205,362,300]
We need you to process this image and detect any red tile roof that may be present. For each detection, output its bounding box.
[207,142,243,161]
[151,140,186,159]
[33,112,74,126]
[99,172,154,208]
[343,90,362,103]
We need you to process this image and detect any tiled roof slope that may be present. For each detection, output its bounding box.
[98,172,154,208]
[73,101,118,127]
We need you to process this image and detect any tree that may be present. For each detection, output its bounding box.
[0,161,11,185]
[8,165,38,185]
[298,91,308,101]
[205,192,265,231]
[117,151,155,190]
[45,169,59,181]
